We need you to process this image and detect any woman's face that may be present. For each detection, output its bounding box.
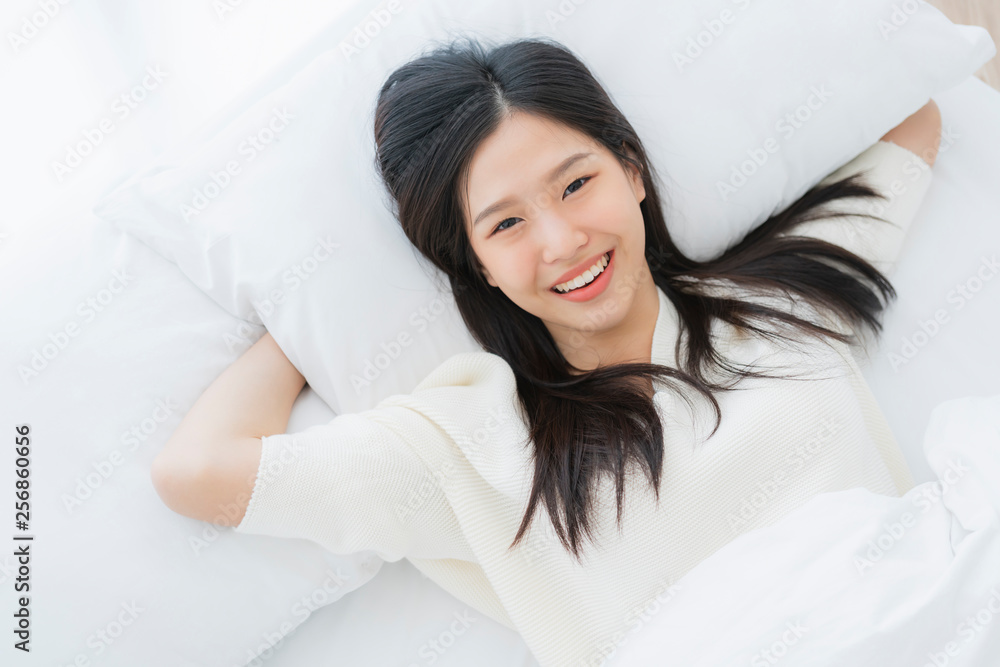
[462,111,650,356]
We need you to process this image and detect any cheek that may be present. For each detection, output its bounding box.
[481,248,523,286]
[491,249,540,293]
[592,191,635,232]
[506,254,536,289]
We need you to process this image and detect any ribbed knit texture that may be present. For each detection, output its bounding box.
[235,140,933,666]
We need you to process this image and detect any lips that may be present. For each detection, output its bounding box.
[550,249,613,291]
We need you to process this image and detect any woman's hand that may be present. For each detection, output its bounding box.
[880,99,943,167]
[150,332,306,525]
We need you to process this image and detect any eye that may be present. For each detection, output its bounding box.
[564,176,590,197]
[488,176,592,237]
[491,217,519,235]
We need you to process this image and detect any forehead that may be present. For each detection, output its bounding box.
[463,112,601,221]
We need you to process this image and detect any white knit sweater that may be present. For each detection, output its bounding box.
[235,140,933,667]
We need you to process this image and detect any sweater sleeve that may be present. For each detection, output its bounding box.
[784,139,935,279]
[233,400,467,563]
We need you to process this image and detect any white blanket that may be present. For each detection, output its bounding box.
[606,393,1000,667]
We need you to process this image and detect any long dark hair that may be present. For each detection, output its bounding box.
[373,36,896,561]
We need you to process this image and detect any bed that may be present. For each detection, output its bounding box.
[204,73,1000,667]
[5,3,999,666]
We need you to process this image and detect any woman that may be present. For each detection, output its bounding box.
[152,37,942,666]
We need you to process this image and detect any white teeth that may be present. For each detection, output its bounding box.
[554,252,610,293]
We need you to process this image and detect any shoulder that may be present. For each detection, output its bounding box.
[377,350,527,435]
[407,351,519,396]
[376,351,534,496]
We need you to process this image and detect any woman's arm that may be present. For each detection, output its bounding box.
[879,98,942,167]
[151,332,306,525]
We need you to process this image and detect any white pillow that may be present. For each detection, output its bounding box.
[93,0,995,417]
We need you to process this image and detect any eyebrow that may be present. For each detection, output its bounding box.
[472,151,595,229]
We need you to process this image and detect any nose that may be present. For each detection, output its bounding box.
[532,200,588,265]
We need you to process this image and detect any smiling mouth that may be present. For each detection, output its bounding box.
[551,249,613,294]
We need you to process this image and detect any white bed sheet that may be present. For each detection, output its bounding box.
[3,77,996,667]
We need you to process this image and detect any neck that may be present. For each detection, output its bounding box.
[554,272,660,375]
